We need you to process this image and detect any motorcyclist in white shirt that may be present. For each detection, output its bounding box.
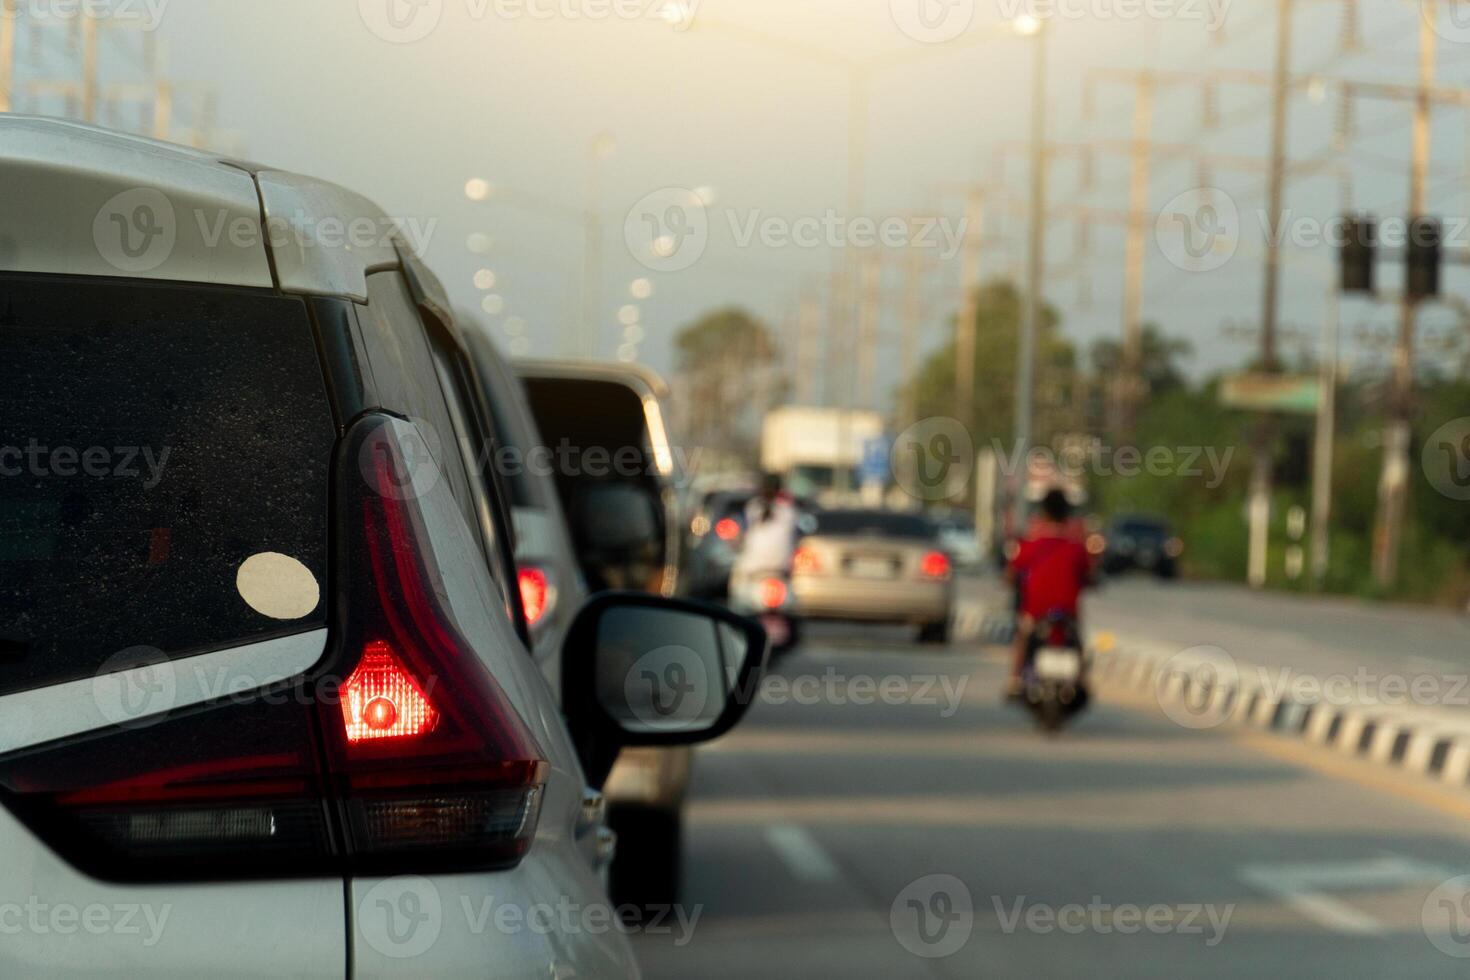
[729,473,799,593]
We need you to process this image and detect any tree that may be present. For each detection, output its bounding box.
[900,279,1079,452]
[1088,324,1193,398]
[673,307,783,465]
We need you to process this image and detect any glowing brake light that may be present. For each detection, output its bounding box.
[792,545,821,574]
[715,517,741,541]
[341,640,439,743]
[517,566,551,626]
[758,577,788,609]
[919,550,951,580]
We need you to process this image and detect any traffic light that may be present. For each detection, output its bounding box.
[1406,215,1441,300]
[1340,214,1374,294]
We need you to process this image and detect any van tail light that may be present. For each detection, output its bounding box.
[714,517,741,541]
[758,577,789,609]
[919,550,952,580]
[792,545,821,574]
[0,416,546,882]
[517,565,553,627]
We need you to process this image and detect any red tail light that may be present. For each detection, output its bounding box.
[0,416,546,882]
[517,565,551,626]
[341,641,439,743]
[920,550,952,579]
[714,517,741,541]
[326,420,546,868]
[792,545,821,574]
[758,577,789,609]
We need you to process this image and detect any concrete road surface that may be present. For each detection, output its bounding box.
[631,619,1470,979]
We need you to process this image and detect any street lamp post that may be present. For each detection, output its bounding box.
[1011,18,1048,534]
[578,132,616,359]
[680,15,1033,497]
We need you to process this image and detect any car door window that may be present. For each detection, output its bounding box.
[425,320,524,627]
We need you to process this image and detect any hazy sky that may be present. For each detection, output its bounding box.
[30,0,1470,410]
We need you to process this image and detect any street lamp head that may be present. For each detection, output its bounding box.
[658,1,694,29]
[1012,14,1043,37]
[590,132,618,159]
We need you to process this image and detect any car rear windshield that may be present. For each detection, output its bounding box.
[0,275,336,698]
[814,510,934,540]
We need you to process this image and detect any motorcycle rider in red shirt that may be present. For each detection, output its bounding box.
[1004,489,1093,700]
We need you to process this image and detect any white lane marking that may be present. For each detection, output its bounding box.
[1240,856,1458,936]
[765,824,841,883]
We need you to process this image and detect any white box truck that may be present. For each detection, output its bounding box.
[760,406,885,504]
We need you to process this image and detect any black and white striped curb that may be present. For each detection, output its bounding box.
[1091,641,1470,790]
[952,603,1015,645]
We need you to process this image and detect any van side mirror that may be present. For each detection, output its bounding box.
[562,592,768,783]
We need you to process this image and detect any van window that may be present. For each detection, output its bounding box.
[0,275,335,697]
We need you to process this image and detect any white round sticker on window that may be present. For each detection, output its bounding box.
[236,552,320,620]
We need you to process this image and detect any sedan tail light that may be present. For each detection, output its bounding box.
[714,517,741,541]
[919,550,952,580]
[0,416,546,882]
[792,544,821,574]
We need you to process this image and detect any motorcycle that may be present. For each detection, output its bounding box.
[1020,611,1089,733]
[730,568,801,655]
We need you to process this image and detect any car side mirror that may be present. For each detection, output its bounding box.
[562,592,768,785]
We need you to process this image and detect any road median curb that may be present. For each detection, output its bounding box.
[1089,641,1470,790]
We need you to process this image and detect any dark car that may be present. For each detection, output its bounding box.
[684,489,756,600]
[1101,514,1183,578]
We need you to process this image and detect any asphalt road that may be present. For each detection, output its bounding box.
[1086,576,1470,690]
[630,617,1470,979]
